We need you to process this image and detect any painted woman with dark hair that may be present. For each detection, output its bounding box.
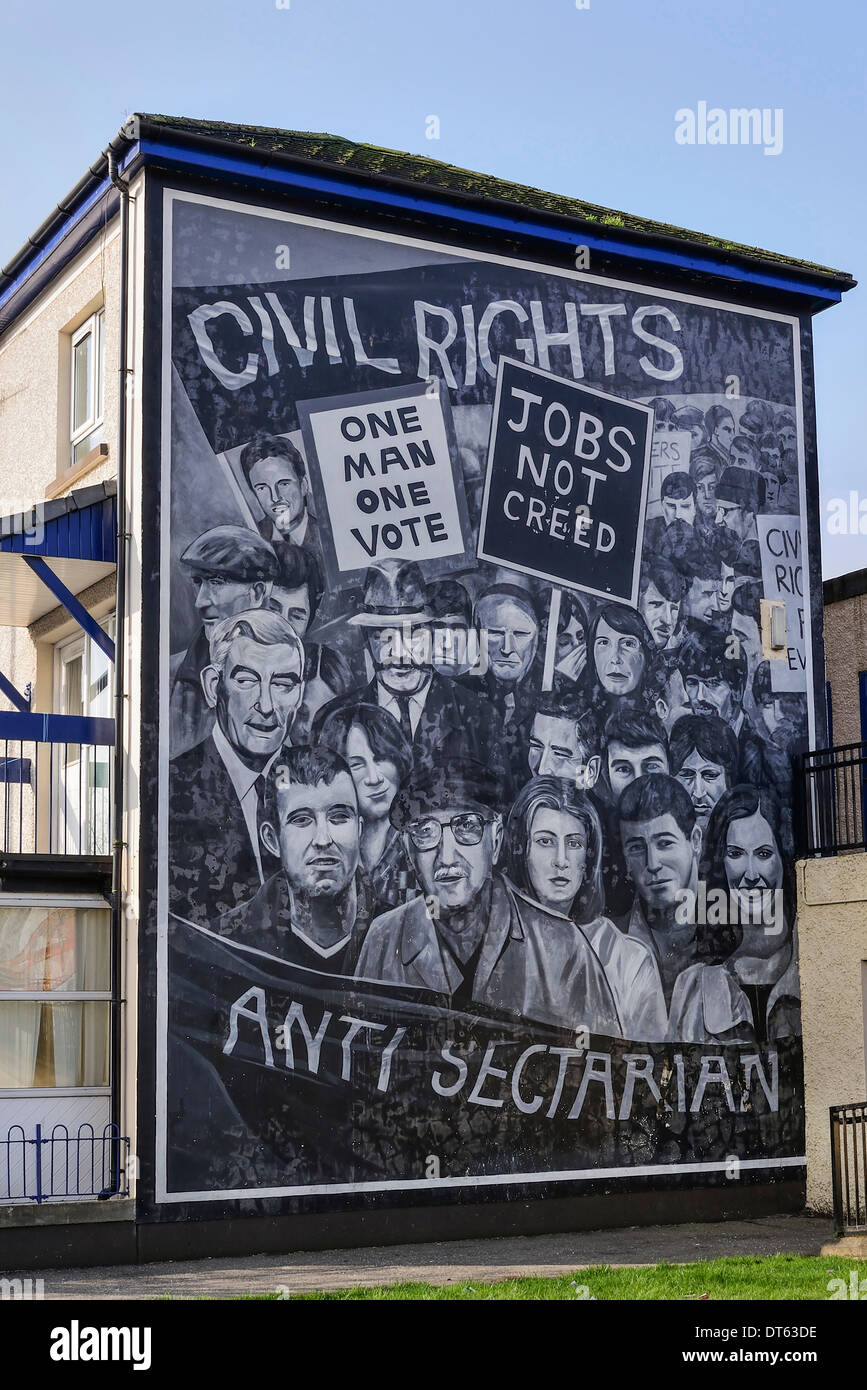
[506,777,667,1040]
[318,702,414,908]
[667,784,800,1043]
[589,603,667,723]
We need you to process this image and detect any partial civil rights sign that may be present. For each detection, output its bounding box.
[757,514,807,692]
[297,379,474,588]
[477,359,653,604]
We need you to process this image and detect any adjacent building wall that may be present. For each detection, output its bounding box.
[822,572,867,745]
[0,177,143,1205]
[797,852,867,1212]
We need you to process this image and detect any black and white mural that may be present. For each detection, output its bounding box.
[155,188,811,1203]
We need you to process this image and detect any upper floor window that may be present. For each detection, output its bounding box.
[70,309,105,467]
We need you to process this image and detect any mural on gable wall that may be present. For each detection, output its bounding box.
[154,188,809,1204]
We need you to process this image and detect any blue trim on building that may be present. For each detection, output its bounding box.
[0,711,115,745]
[0,144,139,315]
[135,138,844,303]
[0,671,30,713]
[22,558,116,661]
[0,495,116,563]
[0,176,114,308]
[0,136,845,326]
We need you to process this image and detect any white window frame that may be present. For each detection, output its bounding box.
[0,893,112,1098]
[52,615,116,715]
[69,308,105,468]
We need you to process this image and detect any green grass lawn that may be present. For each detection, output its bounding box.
[242,1255,867,1301]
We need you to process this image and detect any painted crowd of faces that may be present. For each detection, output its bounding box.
[169,388,805,1045]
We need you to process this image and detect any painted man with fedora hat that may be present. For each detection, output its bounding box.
[313,558,504,776]
[355,754,621,1035]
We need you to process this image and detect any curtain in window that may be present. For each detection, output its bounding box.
[0,1003,42,1087]
[0,905,109,1088]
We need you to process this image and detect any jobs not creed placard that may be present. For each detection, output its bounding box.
[478,358,654,603]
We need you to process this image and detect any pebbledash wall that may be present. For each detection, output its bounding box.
[0,118,855,1261]
[0,231,122,729]
[134,154,839,1253]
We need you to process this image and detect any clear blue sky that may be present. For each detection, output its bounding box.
[2,0,864,576]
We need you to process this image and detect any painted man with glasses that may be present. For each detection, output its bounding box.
[356,755,621,1035]
[169,609,305,924]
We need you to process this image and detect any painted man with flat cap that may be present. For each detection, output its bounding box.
[313,558,504,776]
[170,525,279,756]
[355,755,621,1035]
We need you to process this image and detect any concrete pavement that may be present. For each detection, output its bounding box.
[24,1213,835,1299]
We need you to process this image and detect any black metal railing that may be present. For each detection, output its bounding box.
[830,1103,867,1235]
[797,742,867,857]
[1,1122,129,1204]
[0,713,114,856]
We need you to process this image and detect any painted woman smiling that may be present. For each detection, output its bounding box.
[667,785,799,1044]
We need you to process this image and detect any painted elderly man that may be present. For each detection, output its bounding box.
[169,609,304,924]
[170,525,279,756]
[356,756,621,1035]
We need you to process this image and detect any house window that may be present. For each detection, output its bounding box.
[52,616,115,855]
[0,899,110,1091]
[69,309,105,467]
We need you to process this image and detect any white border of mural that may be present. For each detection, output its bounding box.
[155,187,812,1203]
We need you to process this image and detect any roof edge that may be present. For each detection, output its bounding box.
[136,114,856,293]
[824,568,867,606]
[0,123,136,294]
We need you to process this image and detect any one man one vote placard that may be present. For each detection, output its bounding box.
[298,379,473,587]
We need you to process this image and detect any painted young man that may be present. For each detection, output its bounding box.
[217,745,376,974]
[268,543,323,639]
[604,708,670,801]
[239,432,319,550]
[677,627,768,787]
[644,472,697,552]
[638,559,687,652]
[668,712,738,833]
[617,773,703,1010]
[527,693,602,790]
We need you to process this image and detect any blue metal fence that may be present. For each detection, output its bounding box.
[1,1123,128,1203]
